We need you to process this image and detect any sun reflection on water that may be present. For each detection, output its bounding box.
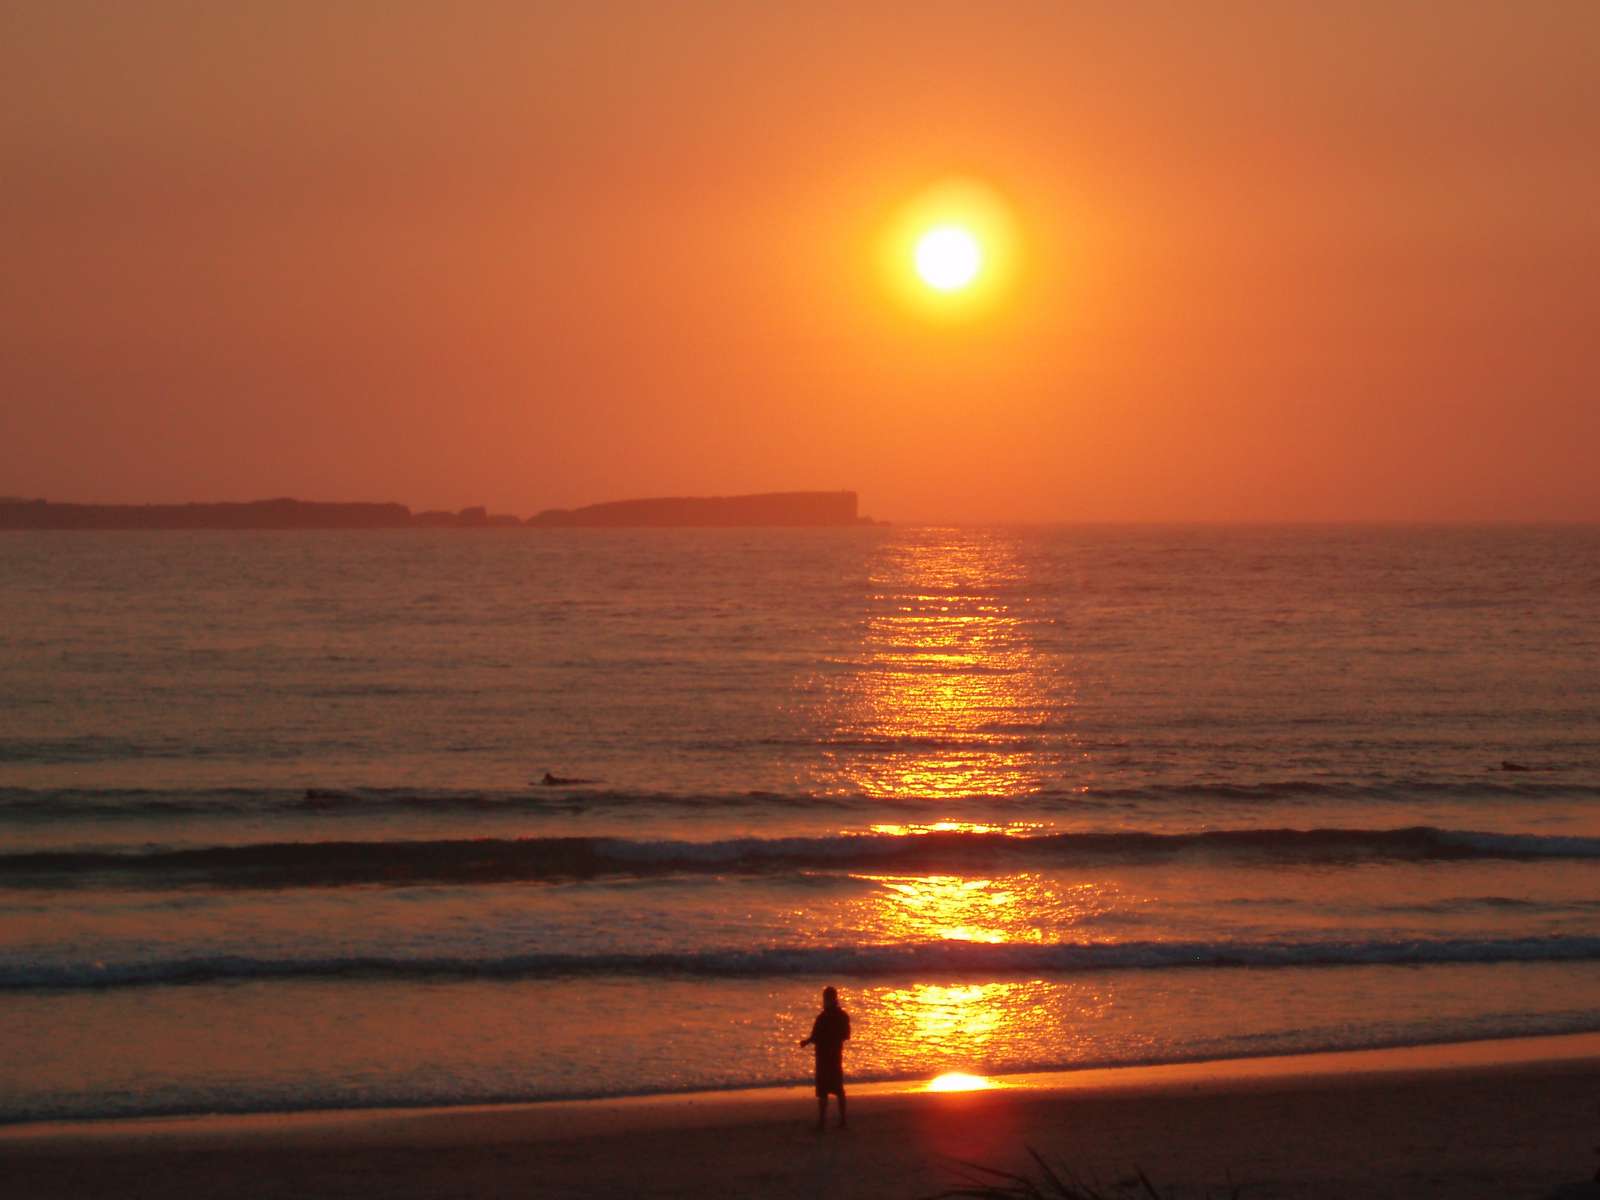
[849,871,1115,946]
[812,529,1079,802]
[870,876,1013,943]
[797,532,1104,1081]
[837,977,1124,1084]
[854,871,1120,1078]
[887,982,1014,1047]
[867,821,1046,837]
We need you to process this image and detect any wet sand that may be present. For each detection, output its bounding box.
[5,1034,1600,1199]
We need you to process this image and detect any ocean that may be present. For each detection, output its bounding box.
[2,524,1598,1124]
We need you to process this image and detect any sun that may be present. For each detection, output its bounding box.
[915,226,982,292]
[881,178,1017,319]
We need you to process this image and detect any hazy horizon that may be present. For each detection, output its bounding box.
[4,2,1597,523]
[8,488,1600,529]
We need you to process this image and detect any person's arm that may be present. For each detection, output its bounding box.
[799,1015,818,1048]
[841,1013,850,1041]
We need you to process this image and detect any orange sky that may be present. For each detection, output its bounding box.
[3,2,1596,522]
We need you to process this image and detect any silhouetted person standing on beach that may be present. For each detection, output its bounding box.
[799,985,850,1130]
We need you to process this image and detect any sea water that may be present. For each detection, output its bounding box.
[2,525,1598,1122]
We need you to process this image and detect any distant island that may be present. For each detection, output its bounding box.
[0,491,878,530]
[529,491,873,527]
[0,497,418,530]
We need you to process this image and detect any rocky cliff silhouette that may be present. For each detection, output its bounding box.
[529,491,866,528]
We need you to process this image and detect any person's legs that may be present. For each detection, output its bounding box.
[836,1089,847,1128]
[815,1094,826,1131]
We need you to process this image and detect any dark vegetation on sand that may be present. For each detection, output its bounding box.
[926,1147,1240,1200]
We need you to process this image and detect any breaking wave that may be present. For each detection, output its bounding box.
[4,825,1600,889]
[3,776,1598,819]
[9,934,1600,992]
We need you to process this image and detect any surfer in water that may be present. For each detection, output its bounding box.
[798,985,851,1131]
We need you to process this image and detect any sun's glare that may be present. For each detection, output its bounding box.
[881,178,1018,320]
[914,226,982,291]
[926,1072,997,1092]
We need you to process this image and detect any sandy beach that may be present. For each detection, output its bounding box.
[6,1034,1600,1199]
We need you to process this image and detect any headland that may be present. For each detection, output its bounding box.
[528,490,870,527]
[0,491,876,530]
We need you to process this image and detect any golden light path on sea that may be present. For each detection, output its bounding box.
[806,531,1110,1082]
[820,529,1071,801]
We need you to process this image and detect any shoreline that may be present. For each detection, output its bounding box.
[6,1029,1600,1147]
[7,1030,1600,1148]
[1,1028,1597,1143]
[7,1033,1600,1198]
